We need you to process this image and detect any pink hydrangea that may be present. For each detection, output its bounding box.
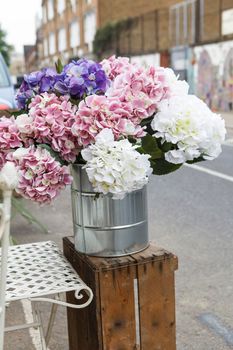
[0,116,22,150]
[13,147,72,204]
[28,93,80,162]
[107,64,172,120]
[72,95,145,147]
[101,55,133,80]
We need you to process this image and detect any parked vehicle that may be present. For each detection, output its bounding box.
[0,53,16,109]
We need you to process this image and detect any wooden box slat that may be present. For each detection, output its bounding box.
[100,266,137,350]
[138,258,176,350]
[63,237,178,350]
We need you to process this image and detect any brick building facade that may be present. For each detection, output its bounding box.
[38,0,233,65]
[39,0,98,66]
[34,0,233,111]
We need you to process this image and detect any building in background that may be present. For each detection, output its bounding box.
[24,45,37,73]
[9,52,25,84]
[39,0,97,66]
[38,0,180,66]
[35,0,233,111]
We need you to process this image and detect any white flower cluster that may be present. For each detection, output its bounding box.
[0,162,19,190]
[164,68,189,97]
[81,129,152,199]
[151,95,226,164]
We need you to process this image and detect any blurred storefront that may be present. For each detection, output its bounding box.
[170,46,195,93]
[130,53,160,67]
[193,40,233,111]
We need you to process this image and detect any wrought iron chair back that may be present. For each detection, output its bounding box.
[0,189,12,350]
[0,185,93,349]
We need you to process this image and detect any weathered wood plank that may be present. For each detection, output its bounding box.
[99,266,137,350]
[63,237,103,349]
[137,258,177,350]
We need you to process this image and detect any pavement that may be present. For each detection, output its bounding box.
[222,112,233,128]
[4,112,233,350]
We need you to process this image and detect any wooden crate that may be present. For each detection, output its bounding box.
[63,237,178,350]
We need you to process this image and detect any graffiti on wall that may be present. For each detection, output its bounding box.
[194,41,233,111]
[223,48,233,111]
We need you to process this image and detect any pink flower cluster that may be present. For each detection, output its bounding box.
[0,116,22,150]
[101,55,133,80]
[105,60,171,120]
[0,116,23,170]
[72,95,145,146]
[28,93,80,162]
[14,147,72,204]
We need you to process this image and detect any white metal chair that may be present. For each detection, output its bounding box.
[0,189,93,349]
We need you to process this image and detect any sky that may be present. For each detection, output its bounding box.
[0,0,42,54]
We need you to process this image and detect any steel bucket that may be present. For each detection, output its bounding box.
[70,164,149,257]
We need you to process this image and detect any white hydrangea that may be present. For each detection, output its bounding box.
[81,129,152,199]
[151,95,226,164]
[164,68,189,96]
[0,162,19,190]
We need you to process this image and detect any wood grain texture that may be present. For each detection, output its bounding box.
[99,266,137,350]
[64,237,103,349]
[63,237,178,350]
[137,259,176,350]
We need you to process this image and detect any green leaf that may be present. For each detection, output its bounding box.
[160,141,174,152]
[69,97,81,106]
[12,197,48,234]
[140,116,154,127]
[187,156,204,164]
[55,58,64,73]
[11,110,27,117]
[141,135,163,160]
[38,144,66,165]
[150,159,182,175]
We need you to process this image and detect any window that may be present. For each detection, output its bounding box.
[58,28,67,52]
[49,32,56,55]
[84,11,96,50]
[70,0,77,11]
[85,0,91,4]
[57,0,65,14]
[48,0,54,20]
[169,0,196,47]
[222,9,233,36]
[70,21,80,48]
[42,4,47,23]
[44,37,48,57]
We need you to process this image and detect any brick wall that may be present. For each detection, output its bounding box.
[202,0,221,42]
[98,0,181,26]
[39,0,233,63]
[96,0,233,58]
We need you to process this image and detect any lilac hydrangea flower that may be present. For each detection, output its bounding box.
[16,68,61,109]
[54,58,109,99]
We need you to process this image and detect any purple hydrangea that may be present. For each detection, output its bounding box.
[16,68,61,109]
[54,58,109,99]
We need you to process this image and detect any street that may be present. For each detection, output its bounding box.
[148,142,233,350]
[4,126,233,350]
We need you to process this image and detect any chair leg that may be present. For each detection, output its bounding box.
[32,294,60,347]
[45,302,58,345]
[31,301,47,350]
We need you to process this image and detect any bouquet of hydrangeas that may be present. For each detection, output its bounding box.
[0,56,226,203]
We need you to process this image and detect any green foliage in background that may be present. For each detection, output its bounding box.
[0,25,13,66]
[93,19,130,58]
